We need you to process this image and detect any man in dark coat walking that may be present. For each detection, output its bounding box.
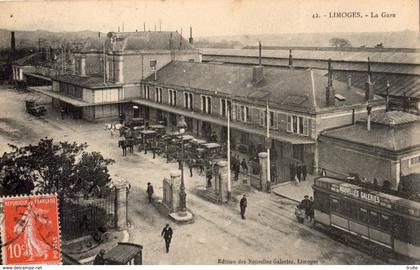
[302,162,307,181]
[296,162,302,182]
[161,224,173,253]
[240,194,247,219]
[146,182,154,203]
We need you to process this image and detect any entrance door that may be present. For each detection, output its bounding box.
[292,144,304,162]
[133,105,140,118]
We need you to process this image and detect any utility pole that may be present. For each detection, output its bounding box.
[227,101,231,200]
[266,100,271,192]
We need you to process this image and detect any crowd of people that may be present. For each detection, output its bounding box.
[299,195,314,222]
[290,162,307,185]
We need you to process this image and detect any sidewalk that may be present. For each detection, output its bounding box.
[271,175,314,203]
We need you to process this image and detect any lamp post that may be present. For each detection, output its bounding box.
[176,116,188,214]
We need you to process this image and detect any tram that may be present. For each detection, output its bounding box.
[313,177,420,261]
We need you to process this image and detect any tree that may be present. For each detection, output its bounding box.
[0,137,114,202]
[330,38,352,48]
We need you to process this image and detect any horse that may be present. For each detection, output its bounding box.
[104,123,117,137]
[118,138,134,156]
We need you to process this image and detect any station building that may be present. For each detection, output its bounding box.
[29,30,201,120]
[133,60,385,183]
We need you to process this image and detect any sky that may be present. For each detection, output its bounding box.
[0,0,418,37]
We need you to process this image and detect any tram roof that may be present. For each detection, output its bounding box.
[316,177,420,211]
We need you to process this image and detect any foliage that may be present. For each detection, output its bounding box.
[0,137,114,202]
[329,38,352,48]
[195,39,243,49]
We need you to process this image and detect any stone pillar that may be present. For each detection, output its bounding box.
[313,143,319,175]
[114,55,124,83]
[114,182,128,230]
[80,56,86,76]
[71,58,76,74]
[170,170,181,212]
[259,152,268,192]
[217,160,229,203]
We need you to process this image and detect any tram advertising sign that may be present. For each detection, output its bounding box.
[337,185,380,205]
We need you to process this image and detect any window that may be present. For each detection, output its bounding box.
[143,85,150,100]
[359,207,368,223]
[287,114,309,135]
[221,99,227,117]
[236,105,251,123]
[168,89,177,106]
[409,155,420,167]
[155,87,162,103]
[369,210,380,227]
[331,198,340,213]
[184,92,193,110]
[150,59,157,70]
[348,203,358,219]
[201,95,211,114]
[379,214,391,231]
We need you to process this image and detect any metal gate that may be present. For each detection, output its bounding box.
[60,190,116,240]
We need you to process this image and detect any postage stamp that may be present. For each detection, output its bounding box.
[0,194,61,265]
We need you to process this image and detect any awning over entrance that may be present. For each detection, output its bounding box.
[25,73,52,82]
[28,86,91,107]
[132,99,315,145]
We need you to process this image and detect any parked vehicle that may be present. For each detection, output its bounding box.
[25,100,47,117]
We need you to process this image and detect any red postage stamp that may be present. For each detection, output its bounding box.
[1,194,61,265]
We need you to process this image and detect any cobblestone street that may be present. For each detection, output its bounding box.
[0,87,385,265]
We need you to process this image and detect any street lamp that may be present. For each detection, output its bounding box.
[176,116,187,214]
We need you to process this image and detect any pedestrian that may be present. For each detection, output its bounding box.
[146,182,154,203]
[289,162,295,181]
[296,162,302,182]
[161,223,173,253]
[302,162,307,181]
[300,195,311,221]
[234,162,240,181]
[241,158,248,173]
[93,249,107,265]
[189,163,193,177]
[60,107,65,120]
[271,164,277,182]
[309,196,314,222]
[206,169,212,188]
[240,194,247,219]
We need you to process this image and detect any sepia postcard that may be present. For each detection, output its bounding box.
[0,0,419,268]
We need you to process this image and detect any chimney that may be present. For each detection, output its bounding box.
[189,26,194,45]
[143,22,146,31]
[288,49,293,68]
[180,28,183,48]
[325,59,335,106]
[79,55,86,76]
[252,41,264,83]
[347,75,352,89]
[252,66,264,83]
[365,57,375,101]
[366,101,372,131]
[385,80,390,112]
[11,31,16,52]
